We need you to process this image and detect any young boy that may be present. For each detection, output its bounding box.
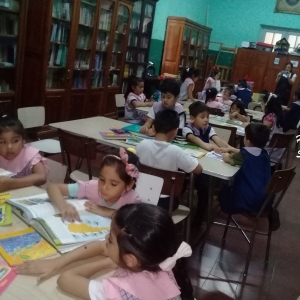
[136,109,202,211]
[140,79,186,136]
[219,123,271,214]
[183,101,229,152]
[282,90,300,132]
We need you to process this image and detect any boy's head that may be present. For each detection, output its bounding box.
[244,123,270,148]
[160,79,180,109]
[153,109,179,138]
[189,101,210,129]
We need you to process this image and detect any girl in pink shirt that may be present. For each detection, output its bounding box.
[199,68,221,100]
[177,67,200,102]
[205,87,224,110]
[47,148,140,221]
[17,203,192,300]
[0,115,47,192]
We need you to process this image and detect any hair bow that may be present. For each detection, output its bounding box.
[119,148,139,179]
[159,242,192,271]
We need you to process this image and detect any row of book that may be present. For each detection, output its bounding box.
[140,36,149,48]
[94,52,104,70]
[91,69,104,87]
[0,44,15,64]
[137,51,146,63]
[76,29,92,49]
[48,44,68,67]
[79,5,95,27]
[98,11,112,31]
[123,63,134,78]
[128,32,138,47]
[0,14,18,35]
[50,22,70,44]
[52,0,71,21]
[133,1,142,14]
[74,50,90,69]
[73,70,87,88]
[96,32,109,52]
[130,16,140,31]
[0,0,19,11]
[126,49,136,62]
[46,68,65,89]
[112,39,122,52]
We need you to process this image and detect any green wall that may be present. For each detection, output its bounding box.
[149,0,210,74]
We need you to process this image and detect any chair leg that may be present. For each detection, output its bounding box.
[265,226,272,265]
[243,220,258,277]
[222,214,231,242]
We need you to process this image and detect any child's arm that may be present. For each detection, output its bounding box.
[186,134,219,152]
[211,135,229,148]
[84,201,115,218]
[131,100,154,108]
[236,113,248,122]
[0,162,46,192]
[187,85,196,102]
[222,150,243,165]
[47,183,80,221]
[140,117,154,134]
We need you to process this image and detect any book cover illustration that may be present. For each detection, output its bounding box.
[0,260,17,296]
[0,228,57,266]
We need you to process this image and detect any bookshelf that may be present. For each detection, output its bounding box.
[121,0,158,93]
[0,0,26,115]
[21,0,135,123]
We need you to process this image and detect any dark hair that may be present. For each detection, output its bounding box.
[153,109,179,134]
[205,87,218,103]
[238,79,248,89]
[286,62,293,70]
[230,100,247,116]
[295,90,300,100]
[181,67,200,82]
[0,115,25,139]
[124,75,143,99]
[160,78,180,97]
[209,68,220,78]
[114,203,177,271]
[223,87,232,96]
[263,96,283,128]
[189,101,209,117]
[259,90,269,103]
[100,148,139,186]
[245,123,270,148]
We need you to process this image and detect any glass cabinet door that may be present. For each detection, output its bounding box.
[181,27,190,68]
[195,31,203,68]
[91,0,115,88]
[46,0,74,90]
[108,4,129,87]
[201,34,209,64]
[189,31,197,67]
[0,0,20,94]
[72,0,97,89]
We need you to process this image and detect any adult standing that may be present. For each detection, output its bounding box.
[275,62,297,105]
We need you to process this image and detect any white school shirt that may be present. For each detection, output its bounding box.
[178,78,194,102]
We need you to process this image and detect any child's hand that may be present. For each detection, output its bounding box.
[146,101,154,107]
[0,176,11,192]
[206,144,220,153]
[84,201,106,216]
[61,203,81,222]
[147,128,155,136]
[219,147,231,153]
[140,125,148,133]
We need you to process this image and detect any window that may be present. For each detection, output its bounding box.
[260,26,300,52]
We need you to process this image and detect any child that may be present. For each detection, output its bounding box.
[262,95,284,163]
[124,75,153,125]
[47,148,140,221]
[177,67,200,102]
[205,87,224,110]
[199,67,221,100]
[137,109,202,211]
[282,90,300,132]
[217,88,233,106]
[0,115,47,191]
[236,79,252,108]
[16,203,192,300]
[229,100,250,123]
[219,123,271,214]
[140,78,186,136]
[226,84,237,101]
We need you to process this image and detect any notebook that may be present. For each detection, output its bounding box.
[0,260,17,295]
[0,228,56,266]
[99,132,132,140]
[8,194,111,253]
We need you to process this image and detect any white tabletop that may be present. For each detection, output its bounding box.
[50,117,239,180]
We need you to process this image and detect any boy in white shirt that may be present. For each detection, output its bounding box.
[137,109,202,211]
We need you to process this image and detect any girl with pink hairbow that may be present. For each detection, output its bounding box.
[46,147,140,221]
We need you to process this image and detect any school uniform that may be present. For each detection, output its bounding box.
[124,92,147,125]
[236,88,252,108]
[178,78,194,102]
[182,123,217,143]
[275,72,297,106]
[283,100,300,132]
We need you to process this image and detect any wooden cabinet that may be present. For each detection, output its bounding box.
[21,0,135,124]
[232,48,300,105]
[121,0,158,93]
[161,17,212,93]
[0,0,27,115]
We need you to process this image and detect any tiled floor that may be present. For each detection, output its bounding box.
[187,145,300,300]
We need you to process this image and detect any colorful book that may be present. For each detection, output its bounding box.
[0,203,12,226]
[122,124,142,133]
[99,131,132,140]
[0,260,17,296]
[0,228,56,266]
[7,194,111,253]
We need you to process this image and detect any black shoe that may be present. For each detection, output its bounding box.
[268,208,280,231]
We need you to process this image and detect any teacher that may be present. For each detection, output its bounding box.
[275,62,297,105]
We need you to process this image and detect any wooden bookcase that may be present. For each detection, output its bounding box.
[0,0,27,115]
[20,0,136,124]
[161,17,212,93]
[121,0,158,93]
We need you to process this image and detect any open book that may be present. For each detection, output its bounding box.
[8,194,111,253]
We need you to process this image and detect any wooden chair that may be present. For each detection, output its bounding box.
[200,165,296,277]
[115,94,125,120]
[58,129,99,182]
[208,107,224,116]
[210,123,237,147]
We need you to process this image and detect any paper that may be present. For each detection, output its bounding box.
[274,58,280,65]
[291,60,299,67]
[205,151,224,161]
[184,149,205,158]
[0,260,17,295]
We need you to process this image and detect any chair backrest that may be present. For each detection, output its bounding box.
[17,106,45,129]
[138,163,185,214]
[115,94,125,108]
[135,173,164,206]
[208,107,224,117]
[58,129,97,181]
[40,159,67,189]
[211,123,237,146]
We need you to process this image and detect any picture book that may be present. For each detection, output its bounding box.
[0,228,56,266]
[183,149,206,158]
[8,194,111,253]
[0,203,12,226]
[99,131,132,140]
[122,124,142,133]
[0,260,17,296]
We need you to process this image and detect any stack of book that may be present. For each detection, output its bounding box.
[76,28,91,49]
[52,0,71,21]
[94,52,103,70]
[73,70,87,88]
[0,14,18,35]
[91,69,103,87]
[74,50,90,69]
[48,43,68,67]
[79,5,95,27]
[98,10,112,31]
[50,22,70,43]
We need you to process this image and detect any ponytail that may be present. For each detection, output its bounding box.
[124,75,143,99]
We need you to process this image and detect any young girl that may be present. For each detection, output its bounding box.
[236,79,252,108]
[124,75,153,125]
[283,90,300,132]
[47,147,140,221]
[199,67,221,100]
[16,203,192,300]
[205,87,224,109]
[0,115,47,192]
[217,88,233,106]
[177,67,200,102]
[229,100,250,123]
